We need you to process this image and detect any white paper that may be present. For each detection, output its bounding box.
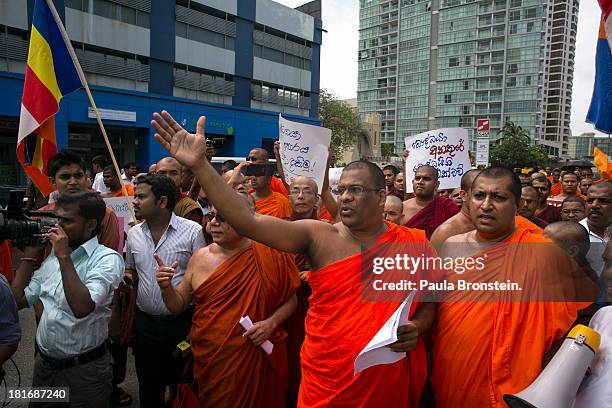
[103,196,134,252]
[279,114,332,193]
[404,128,470,193]
[239,315,273,355]
[354,291,416,375]
[328,167,344,198]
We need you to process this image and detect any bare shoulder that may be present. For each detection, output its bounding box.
[444,230,472,244]
[190,245,213,264]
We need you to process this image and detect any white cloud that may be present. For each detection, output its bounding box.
[277,0,606,136]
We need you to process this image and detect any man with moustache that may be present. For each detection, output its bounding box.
[432,167,594,408]
[126,173,205,407]
[580,182,612,275]
[151,111,437,407]
[552,172,586,202]
[403,165,459,238]
[561,196,587,222]
[156,157,203,224]
[382,165,399,196]
[532,176,562,223]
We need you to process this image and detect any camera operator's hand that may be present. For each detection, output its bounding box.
[155,254,178,289]
[22,245,44,258]
[45,224,70,259]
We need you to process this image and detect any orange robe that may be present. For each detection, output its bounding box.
[112,184,134,197]
[270,176,289,197]
[255,192,292,218]
[299,223,434,407]
[318,205,334,222]
[431,224,593,407]
[515,215,543,234]
[190,242,300,407]
[550,181,562,196]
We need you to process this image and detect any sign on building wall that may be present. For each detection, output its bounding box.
[404,128,470,192]
[476,119,490,167]
[88,107,136,122]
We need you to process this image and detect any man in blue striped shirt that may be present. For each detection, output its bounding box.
[11,192,124,408]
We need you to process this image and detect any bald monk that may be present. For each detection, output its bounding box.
[156,199,300,407]
[156,157,203,223]
[403,165,459,238]
[430,169,481,246]
[152,111,438,407]
[252,147,289,197]
[532,176,561,223]
[518,185,548,229]
[543,221,594,278]
[244,153,291,218]
[432,167,595,407]
[552,172,586,202]
[384,195,404,225]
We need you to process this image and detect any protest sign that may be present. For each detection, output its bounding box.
[328,167,344,198]
[404,128,470,193]
[103,196,134,251]
[279,115,331,193]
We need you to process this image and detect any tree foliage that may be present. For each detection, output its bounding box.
[318,89,361,158]
[489,122,549,168]
[381,143,395,160]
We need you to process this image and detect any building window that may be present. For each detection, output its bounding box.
[525,75,532,86]
[462,105,470,115]
[465,56,471,65]
[507,77,517,87]
[463,81,469,90]
[449,57,459,67]
[524,8,537,19]
[67,0,150,28]
[444,94,452,103]
[509,10,521,21]
[507,64,518,74]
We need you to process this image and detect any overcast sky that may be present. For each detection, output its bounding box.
[276,0,606,136]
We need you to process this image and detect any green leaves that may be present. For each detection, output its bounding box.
[490,122,549,168]
[318,89,362,163]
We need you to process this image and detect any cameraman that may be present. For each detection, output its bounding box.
[11,192,124,407]
[0,274,20,380]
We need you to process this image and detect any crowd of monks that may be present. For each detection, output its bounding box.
[4,109,612,408]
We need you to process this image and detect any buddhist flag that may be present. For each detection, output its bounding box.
[594,145,612,179]
[17,0,83,196]
[587,2,612,134]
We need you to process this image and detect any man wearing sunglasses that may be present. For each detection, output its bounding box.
[152,111,438,408]
[156,198,299,407]
[580,182,612,275]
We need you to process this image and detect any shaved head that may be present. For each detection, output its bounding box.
[415,165,439,180]
[460,169,481,192]
[248,148,270,162]
[289,176,319,219]
[290,176,318,192]
[543,221,590,261]
[343,160,386,190]
[157,157,180,168]
[384,195,404,225]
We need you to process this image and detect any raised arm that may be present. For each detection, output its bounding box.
[273,141,290,191]
[151,111,315,254]
[320,148,339,220]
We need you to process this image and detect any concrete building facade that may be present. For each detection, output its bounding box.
[0,0,322,186]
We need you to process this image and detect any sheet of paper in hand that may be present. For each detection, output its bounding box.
[328,167,344,199]
[279,114,331,193]
[404,128,470,193]
[354,291,416,375]
[239,316,274,355]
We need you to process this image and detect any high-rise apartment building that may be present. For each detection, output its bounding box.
[357,0,578,158]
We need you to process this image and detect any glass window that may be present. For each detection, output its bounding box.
[444,94,452,103]
[509,10,520,21]
[449,57,459,67]
[119,6,136,25]
[190,26,225,48]
[93,0,116,19]
[137,11,150,28]
[262,47,284,64]
[176,22,187,38]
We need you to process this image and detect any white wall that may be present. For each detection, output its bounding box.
[66,9,150,56]
[0,0,28,30]
[253,57,310,91]
[256,0,314,41]
[175,37,235,74]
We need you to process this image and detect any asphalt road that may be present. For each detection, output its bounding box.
[2,308,140,408]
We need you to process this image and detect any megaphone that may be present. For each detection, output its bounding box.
[503,325,600,408]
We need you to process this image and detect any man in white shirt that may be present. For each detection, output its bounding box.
[91,155,108,193]
[121,162,138,186]
[579,182,612,275]
[126,173,205,407]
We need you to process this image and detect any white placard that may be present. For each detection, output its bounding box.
[279,115,331,193]
[476,138,489,167]
[328,167,343,198]
[103,196,135,251]
[88,107,136,122]
[404,128,470,193]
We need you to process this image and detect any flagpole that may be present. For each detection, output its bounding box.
[45,0,137,224]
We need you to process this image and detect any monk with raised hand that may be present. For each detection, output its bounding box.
[403,165,460,238]
[430,169,480,247]
[155,197,299,408]
[151,111,437,408]
[432,167,594,408]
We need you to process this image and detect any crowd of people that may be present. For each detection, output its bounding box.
[0,110,611,408]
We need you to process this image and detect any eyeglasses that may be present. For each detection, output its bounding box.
[289,188,316,197]
[332,186,381,196]
[206,211,225,223]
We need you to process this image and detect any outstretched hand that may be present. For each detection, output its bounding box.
[151,111,208,169]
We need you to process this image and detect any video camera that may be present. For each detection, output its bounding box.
[0,190,58,246]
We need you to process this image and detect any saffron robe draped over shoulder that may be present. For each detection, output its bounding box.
[299,223,433,408]
[270,176,289,197]
[404,196,460,239]
[255,191,292,218]
[431,224,594,408]
[190,242,300,407]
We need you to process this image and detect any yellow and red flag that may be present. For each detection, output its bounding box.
[17,0,83,196]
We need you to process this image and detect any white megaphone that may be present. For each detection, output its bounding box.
[503,325,600,408]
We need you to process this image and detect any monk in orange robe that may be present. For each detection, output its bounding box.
[404,165,460,238]
[156,200,299,407]
[432,167,595,407]
[152,111,441,408]
[245,148,292,218]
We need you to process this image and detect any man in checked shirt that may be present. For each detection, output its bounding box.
[126,173,205,407]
